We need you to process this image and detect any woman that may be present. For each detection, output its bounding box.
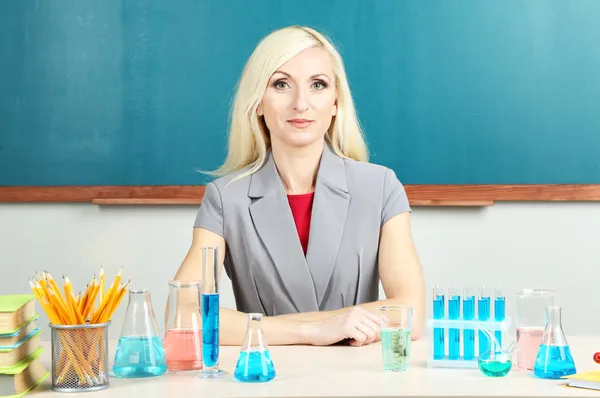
[173,25,425,347]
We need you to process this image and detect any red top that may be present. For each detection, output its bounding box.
[287,192,315,254]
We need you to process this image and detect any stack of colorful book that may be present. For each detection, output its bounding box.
[0,294,49,398]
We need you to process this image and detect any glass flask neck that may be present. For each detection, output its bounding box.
[541,305,568,347]
[546,306,562,328]
[242,313,267,351]
[120,289,161,337]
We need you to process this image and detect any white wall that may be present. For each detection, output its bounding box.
[1,202,598,341]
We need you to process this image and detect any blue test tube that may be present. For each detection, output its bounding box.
[478,287,491,357]
[463,287,476,360]
[433,286,445,359]
[494,288,505,347]
[200,246,223,378]
[448,287,461,360]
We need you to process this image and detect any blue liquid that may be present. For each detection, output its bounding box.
[478,296,490,357]
[202,293,219,368]
[533,344,577,379]
[463,296,475,360]
[448,295,460,360]
[494,296,505,347]
[112,336,167,378]
[433,295,445,359]
[234,351,276,382]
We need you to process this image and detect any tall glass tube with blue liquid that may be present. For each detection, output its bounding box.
[433,286,445,360]
[198,246,225,378]
[448,287,461,360]
[478,287,491,357]
[462,287,476,360]
[494,288,505,347]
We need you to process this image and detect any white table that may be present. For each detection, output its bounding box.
[30,336,600,397]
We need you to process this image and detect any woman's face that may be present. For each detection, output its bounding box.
[258,46,337,150]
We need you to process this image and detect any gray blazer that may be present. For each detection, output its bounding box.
[194,143,411,316]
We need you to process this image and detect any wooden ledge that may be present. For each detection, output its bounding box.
[2,185,600,204]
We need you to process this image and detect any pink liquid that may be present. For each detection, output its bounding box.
[163,329,203,371]
[516,326,544,370]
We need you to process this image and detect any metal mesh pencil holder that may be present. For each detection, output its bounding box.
[50,322,111,392]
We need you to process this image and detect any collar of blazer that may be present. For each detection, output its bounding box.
[247,141,351,313]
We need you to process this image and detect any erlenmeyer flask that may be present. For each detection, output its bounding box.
[234,313,276,383]
[164,280,202,371]
[113,289,167,378]
[533,306,576,379]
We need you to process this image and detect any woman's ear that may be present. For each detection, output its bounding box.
[257,102,264,117]
[332,100,337,116]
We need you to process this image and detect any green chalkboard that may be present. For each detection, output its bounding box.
[2,0,600,186]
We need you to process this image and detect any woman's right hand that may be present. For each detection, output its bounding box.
[304,307,384,347]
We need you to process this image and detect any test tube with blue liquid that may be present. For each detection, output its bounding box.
[478,287,491,357]
[198,246,224,378]
[463,287,476,360]
[448,287,461,360]
[494,288,505,347]
[433,286,445,359]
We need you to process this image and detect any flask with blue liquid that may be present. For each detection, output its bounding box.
[112,289,167,378]
[234,313,276,383]
[533,305,576,379]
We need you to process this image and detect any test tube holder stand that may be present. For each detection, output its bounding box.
[425,317,512,369]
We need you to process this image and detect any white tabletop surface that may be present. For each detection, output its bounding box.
[28,335,600,398]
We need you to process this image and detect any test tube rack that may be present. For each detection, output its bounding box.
[426,286,511,369]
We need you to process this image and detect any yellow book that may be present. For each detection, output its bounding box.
[563,370,600,390]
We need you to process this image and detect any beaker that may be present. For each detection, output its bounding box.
[112,289,167,378]
[198,247,224,378]
[533,306,576,379]
[164,280,202,371]
[515,288,555,370]
[234,313,276,383]
[377,305,412,372]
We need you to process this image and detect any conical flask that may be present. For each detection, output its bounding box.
[113,289,167,378]
[164,280,203,371]
[234,313,276,383]
[533,306,576,379]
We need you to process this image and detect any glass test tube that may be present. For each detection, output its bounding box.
[494,288,505,347]
[448,287,461,360]
[478,287,491,357]
[433,286,445,360]
[199,246,223,378]
[462,287,476,360]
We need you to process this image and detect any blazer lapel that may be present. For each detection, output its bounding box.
[305,144,351,307]
[248,152,319,313]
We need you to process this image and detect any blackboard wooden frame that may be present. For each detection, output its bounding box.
[2,185,600,206]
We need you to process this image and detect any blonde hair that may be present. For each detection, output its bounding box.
[210,25,369,181]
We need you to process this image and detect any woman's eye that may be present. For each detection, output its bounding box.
[274,80,289,89]
[312,80,328,90]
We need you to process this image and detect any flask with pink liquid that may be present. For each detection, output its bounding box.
[164,280,203,371]
[515,288,555,370]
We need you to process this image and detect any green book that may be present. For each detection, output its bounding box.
[0,296,36,335]
[0,347,49,398]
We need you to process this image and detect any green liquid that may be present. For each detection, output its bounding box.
[381,328,411,371]
[478,359,512,377]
